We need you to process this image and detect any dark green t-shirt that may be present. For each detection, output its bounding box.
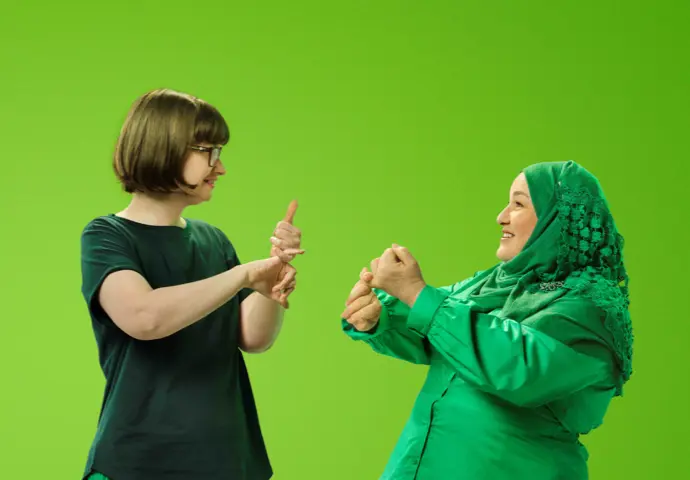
[80,214,272,480]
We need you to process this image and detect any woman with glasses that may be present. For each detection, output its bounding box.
[342,160,633,479]
[80,89,303,480]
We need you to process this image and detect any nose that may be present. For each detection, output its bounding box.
[497,205,510,225]
[214,160,227,176]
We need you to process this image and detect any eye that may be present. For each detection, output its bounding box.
[515,201,524,208]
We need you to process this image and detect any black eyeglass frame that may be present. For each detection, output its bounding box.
[189,145,223,167]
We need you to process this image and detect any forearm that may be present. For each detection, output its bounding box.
[355,324,431,366]
[138,266,248,340]
[239,292,285,353]
[408,286,610,406]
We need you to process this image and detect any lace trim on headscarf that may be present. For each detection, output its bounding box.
[536,184,633,396]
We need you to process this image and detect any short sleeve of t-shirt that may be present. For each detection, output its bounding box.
[80,217,145,321]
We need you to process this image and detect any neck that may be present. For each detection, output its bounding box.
[118,192,188,227]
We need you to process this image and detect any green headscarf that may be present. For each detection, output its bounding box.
[456,160,632,395]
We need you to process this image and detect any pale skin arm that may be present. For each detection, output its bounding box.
[238,293,286,353]
[238,200,303,353]
[99,256,285,341]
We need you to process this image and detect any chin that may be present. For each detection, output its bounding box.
[496,247,513,263]
[186,192,211,205]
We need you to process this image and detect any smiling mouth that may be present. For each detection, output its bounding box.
[501,233,515,240]
[204,179,215,187]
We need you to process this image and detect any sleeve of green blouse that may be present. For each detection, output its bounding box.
[407,285,613,407]
[341,289,430,365]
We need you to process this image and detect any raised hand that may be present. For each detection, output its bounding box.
[369,244,426,307]
[341,267,382,332]
[270,200,304,262]
[269,200,303,307]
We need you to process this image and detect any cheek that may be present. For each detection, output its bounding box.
[516,212,538,239]
[182,161,208,185]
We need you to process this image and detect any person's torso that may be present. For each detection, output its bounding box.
[86,215,271,480]
[382,302,610,480]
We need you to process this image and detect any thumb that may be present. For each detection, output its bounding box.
[381,248,399,264]
[261,256,283,270]
[283,199,298,224]
[391,244,415,265]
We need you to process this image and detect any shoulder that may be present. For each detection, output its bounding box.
[81,215,132,242]
[186,218,238,251]
[80,215,141,261]
[439,268,492,296]
[82,215,119,233]
[525,292,622,380]
[545,291,604,317]
[187,218,227,240]
[524,293,613,346]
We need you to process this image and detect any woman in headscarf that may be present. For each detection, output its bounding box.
[341,160,633,480]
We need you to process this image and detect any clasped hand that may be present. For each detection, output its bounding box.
[342,244,426,332]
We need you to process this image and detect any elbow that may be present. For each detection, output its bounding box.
[130,329,161,342]
[124,309,169,341]
[239,337,276,354]
[238,322,279,354]
[490,380,545,407]
[241,345,271,354]
[485,374,544,408]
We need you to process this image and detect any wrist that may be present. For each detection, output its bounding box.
[402,281,426,307]
[234,264,251,289]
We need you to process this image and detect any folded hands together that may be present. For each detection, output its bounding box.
[267,202,427,328]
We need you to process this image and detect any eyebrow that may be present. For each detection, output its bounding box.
[512,190,531,199]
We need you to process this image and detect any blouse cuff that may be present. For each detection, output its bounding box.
[407,285,453,336]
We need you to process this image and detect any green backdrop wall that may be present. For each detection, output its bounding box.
[1,1,686,478]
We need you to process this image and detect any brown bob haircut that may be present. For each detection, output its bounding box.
[114,88,230,193]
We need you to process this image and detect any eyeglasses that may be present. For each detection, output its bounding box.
[189,145,222,167]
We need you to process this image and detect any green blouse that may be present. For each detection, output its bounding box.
[343,281,619,480]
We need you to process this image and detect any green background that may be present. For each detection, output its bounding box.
[1,1,687,478]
